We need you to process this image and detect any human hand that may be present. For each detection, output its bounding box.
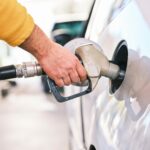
[39,42,87,87]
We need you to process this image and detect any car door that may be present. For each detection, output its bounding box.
[81,0,150,149]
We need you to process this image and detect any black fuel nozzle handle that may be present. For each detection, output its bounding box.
[47,77,92,102]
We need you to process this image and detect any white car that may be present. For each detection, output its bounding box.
[65,0,150,150]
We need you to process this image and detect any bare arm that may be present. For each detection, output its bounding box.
[20,25,87,87]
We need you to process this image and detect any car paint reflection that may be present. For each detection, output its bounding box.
[67,0,150,149]
[92,91,150,150]
[115,49,150,120]
[83,0,150,149]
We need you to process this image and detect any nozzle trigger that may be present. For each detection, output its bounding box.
[47,77,92,102]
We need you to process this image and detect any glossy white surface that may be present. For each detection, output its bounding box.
[67,0,150,149]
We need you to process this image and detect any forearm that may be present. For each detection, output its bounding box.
[19,24,53,61]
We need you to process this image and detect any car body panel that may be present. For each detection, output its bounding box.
[66,87,86,150]
[66,0,150,149]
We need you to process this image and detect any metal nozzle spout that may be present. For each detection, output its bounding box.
[75,44,121,84]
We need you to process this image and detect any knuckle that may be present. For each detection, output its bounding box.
[64,78,71,85]
[80,75,87,81]
[50,69,60,78]
[70,72,80,83]
[64,82,70,86]
[73,78,80,83]
[79,70,87,81]
[55,70,63,78]
[74,75,80,81]
[70,62,76,69]
[55,79,64,87]
[81,71,86,77]
[71,59,78,66]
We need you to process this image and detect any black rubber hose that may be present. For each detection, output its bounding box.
[0,65,16,80]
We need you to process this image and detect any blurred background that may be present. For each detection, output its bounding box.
[0,0,93,150]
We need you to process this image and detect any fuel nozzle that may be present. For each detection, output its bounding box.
[76,44,122,79]
[65,38,126,90]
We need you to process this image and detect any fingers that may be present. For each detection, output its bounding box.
[55,79,64,87]
[69,69,80,83]
[63,76,71,85]
[55,75,71,87]
[55,78,71,87]
[54,70,84,87]
[55,60,87,87]
[76,60,87,82]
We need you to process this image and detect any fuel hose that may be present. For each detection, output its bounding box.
[0,62,44,80]
[0,65,16,80]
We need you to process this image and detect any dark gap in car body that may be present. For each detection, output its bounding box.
[110,40,128,93]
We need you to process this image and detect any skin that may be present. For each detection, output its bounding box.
[20,25,87,87]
